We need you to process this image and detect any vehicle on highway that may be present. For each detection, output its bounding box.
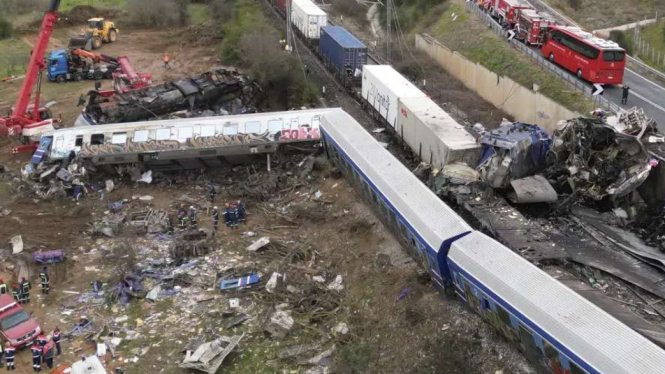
[0,294,41,347]
[542,26,626,85]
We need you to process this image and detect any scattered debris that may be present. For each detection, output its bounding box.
[264,310,294,339]
[266,272,285,293]
[246,237,270,252]
[32,250,65,264]
[10,235,23,254]
[327,275,344,291]
[219,274,260,291]
[180,334,245,374]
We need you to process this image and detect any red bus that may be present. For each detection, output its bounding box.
[542,26,626,85]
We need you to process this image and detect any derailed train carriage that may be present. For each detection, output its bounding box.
[320,108,665,374]
[34,109,327,168]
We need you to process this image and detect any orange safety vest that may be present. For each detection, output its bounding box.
[164,55,170,63]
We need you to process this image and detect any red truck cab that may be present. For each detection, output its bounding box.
[0,294,41,347]
[516,9,555,46]
[495,0,533,28]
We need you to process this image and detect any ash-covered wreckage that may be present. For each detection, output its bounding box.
[429,108,665,347]
[77,68,259,125]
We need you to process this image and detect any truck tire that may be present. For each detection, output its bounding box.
[105,70,114,79]
[93,71,104,80]
[576,69,583,79]
[74,73,83,82]
[549,53,554,63]
[109,30,117,43]
[56,75,66,83]
[92,37,103,50]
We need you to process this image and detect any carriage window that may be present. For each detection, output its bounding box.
[245,121,261,133]
[569,361,586,374]
[268,119,283,133]
[178,127,193,140]
[75,135,83,147]
[543,341,561,366]
[496,304,511,325]
[311,117,321,128]
[156,129,171,141]
[223,124,238,136]
[133,130,149,142]
[289,118,300,129]
[111,133,127,144]
[200,125,215,137]
[55,136,64,149]
[91,134,105,145]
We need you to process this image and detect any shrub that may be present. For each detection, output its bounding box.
[608,30,633,55]
[0,17,11,40]
[566,0,582,10]
[0,0,48,14]
[127,0,190,27]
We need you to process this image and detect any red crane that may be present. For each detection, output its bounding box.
[0,0,61,145]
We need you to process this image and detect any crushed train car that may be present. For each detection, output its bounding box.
[77,69,258,126]
[34,109,329,168]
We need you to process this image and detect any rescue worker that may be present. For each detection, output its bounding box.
[5,342,15,371]
[224,203,232,228]
[31,341,42,372]
[163,53,170,69]
[189,206,198,229]
[208,182,216,204]
[622,84,630,105]
[166,211,175,234]
[21,277,31,304]
[229,203,239,230]
[39,267,49,295]
[42,341,55,369]
[236,200,246,223]
[212,206,220,230]
[37,332,48,348]
[53,327,62,356]
[0,340,3,368]
[178,204,188,229]
[11,283,20,302]
[0,278,7,295]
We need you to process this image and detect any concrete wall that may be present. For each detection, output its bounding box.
[415,34,581,134]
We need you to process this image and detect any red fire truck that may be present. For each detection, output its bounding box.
[489,0,533,28]
[515,9,556,46]
[542,26,626,85]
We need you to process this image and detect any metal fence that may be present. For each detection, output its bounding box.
[466,2,621,114]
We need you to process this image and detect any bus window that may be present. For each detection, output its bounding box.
[156,129,171,141]
[111,133,127,145]
[603,50,625,62]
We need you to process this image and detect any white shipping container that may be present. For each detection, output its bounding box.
[291,0,328,40]
[361,65,426,128]
[397,97,481,169]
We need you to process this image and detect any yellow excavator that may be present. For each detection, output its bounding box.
[68,18,118,50]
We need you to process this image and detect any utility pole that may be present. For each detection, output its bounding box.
[386,0,392,62]
[286,0,293,52]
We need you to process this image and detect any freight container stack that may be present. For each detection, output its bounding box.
[396,97,481,169]
[320,26,368,85]
[291,0,328,40]
[361,65,426,128]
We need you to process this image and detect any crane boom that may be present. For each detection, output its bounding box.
[14,0,60,120]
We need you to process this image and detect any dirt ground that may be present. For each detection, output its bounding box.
[0,3,536,373]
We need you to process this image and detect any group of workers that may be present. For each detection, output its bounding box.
[0,268,50,305]
[166,200,246,233]
[0,327,61,371]
[0,267,57,372]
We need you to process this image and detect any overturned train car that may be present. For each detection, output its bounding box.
[36,109,328,168]
[77,69,258,126]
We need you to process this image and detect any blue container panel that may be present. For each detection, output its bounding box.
[320,26,368,78]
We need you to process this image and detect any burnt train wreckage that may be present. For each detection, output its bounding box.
[76,69,259,126]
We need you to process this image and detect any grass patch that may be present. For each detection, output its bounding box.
[0,38,30,76]
[429,2,593,114]
[547,0,665,30]
[220,0,267,64]
[60,0,128,11]
[188,3,209,24]
[633,21,665,72]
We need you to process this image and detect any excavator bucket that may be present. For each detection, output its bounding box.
[68,35,92,51]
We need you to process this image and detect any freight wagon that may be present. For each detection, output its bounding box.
[274,0,288,15]
[396,96,481,169]
[291,0,327,40]
[361,65,426,128]
[319,26,367,85]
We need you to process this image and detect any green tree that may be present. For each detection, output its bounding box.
[0,17,12,40]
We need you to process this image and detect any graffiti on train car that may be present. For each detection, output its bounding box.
[460,277,584,374]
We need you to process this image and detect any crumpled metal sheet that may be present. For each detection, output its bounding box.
[180,334,245,374]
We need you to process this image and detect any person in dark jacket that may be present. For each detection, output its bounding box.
[20,277,31,304]
[5,343,15,371]
[31,341,42,372]
[622,84,630,105]
[52,327,62,355]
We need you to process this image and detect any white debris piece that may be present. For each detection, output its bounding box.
[264,310,294,339]
[146,285,162,301]
[266,272,285,294]
[314,191,323,199]
[10,235,23,254]
[180,334,245,374]
[138,170,153,184]
[327,275,344,291]
[139,195,154,201]
[312,276,326,283]
[105,180,114,193]
[229,298,240,308]
[97,342,107,356]
[71,356,107,374]
[246,237,270,252]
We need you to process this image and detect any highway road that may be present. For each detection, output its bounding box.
[525,0,665,127]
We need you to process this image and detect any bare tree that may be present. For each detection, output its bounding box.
[127,0,190,27]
